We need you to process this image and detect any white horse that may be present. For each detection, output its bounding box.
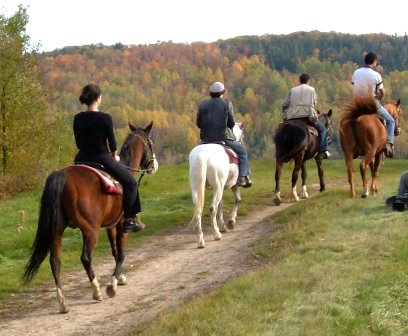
[189,123,244,248]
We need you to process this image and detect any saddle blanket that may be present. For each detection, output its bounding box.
[73,164,123,195]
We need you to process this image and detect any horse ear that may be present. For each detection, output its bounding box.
[236,121,243,128]
[328,109,333,117]
[144,121,153,133]
[128,122,136,131]
[397,98,401,107]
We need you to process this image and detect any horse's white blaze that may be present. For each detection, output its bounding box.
[189,124,243,248]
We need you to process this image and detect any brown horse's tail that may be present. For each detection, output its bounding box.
[274,123,309,163]
[340,96,378,123]
[21,171,66,284]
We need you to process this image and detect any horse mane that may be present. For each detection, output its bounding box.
[340,96,377,124]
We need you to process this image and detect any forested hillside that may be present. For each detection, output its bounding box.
[1,7,407,196]
[39,31,408,165]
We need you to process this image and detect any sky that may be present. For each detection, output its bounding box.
[2,0,407,52]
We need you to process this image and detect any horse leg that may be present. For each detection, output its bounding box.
[291,159,303,202]
[50,228,69,314]
[370,154,383,196]
[344,155,356,198]
[80,231,103,301]
[218,198,226,233]
[300,163,309,199]
[360,154,375,198]
[106,228,127,298]
[227,185,241,230]
[315,156,325,192]
[273,161,283,205]
[210,188,223,241]
[360,156,369,198]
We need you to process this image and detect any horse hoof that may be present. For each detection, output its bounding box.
[219,226,227,233]
[106,285,116,298]
[273,197,281,206]
[117,274,127,285]
[59,304,69,314]
[93,294,103,301]
[361,194,368,199]
[227,220,235,230]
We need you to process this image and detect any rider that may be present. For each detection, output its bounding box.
[282,73,331,159]
[73,83,144,233]
[351,51,395,158]
[196,81,252,188]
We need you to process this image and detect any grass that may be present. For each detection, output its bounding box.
[1,158,408,335]
[128,159,408,336]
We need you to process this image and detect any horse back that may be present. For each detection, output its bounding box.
[61,167,123,228]
[340,114,386,157]
[189,144,238,189]
[274,121,316,163]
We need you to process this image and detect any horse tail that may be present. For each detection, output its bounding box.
[189,151,207,227]
[274,123,309,162]
[341,96,377,123]
[21,171,66,284]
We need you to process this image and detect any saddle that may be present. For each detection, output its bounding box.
[285,119,318,137]
[73,163,123,195]
[200,141,239,164]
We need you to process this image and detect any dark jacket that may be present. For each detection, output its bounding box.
[196,97,236,142]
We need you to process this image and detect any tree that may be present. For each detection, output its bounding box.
[0,6,51,192]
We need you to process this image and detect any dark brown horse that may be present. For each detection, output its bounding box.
[273,110,333,205]
[339,98,401,198]
[21,122,158,313]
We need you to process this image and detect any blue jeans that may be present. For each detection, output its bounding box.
[225,140,250,177]
[376,100,395,144]
[314,121,328,153]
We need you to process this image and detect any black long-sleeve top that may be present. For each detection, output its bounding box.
[196,97,236,142]
[73,111,117,155]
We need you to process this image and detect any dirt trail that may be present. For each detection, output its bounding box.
[0,201,294,336]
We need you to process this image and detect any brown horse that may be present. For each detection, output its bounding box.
[21,121,158,313]
[273,110,333,205]
[339,98,402,198]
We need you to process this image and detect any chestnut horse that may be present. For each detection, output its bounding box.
[339,98,401,198]
[273,110,333,205]
[22,122,158,313]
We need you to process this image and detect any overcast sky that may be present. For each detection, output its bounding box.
[2,0,407,52]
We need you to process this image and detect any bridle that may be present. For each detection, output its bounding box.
[319,113,333,145]
[121,130,157,183]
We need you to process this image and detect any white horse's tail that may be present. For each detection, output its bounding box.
[189,150,207,228]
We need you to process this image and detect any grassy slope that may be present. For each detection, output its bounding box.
[1,159,408,335]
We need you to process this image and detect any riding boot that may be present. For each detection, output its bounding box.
[237,176,252,188]
[385,143,394,158]
[123,218,145,233]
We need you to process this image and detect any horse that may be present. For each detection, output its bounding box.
[339,98,402,198]
[188,123,244,248]
[21,121,158,313]
[273,110,333,205]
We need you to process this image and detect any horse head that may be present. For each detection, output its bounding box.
[120,121,158,175]
[233,122,244,144]
[384,99,402,136]
[318,109,333,145]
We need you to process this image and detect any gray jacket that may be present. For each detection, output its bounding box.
[282,84,317,121]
